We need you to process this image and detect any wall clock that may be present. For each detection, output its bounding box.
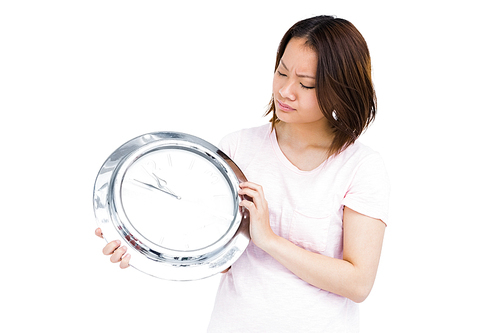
[93,132,250,280]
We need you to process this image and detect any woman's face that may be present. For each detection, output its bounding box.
[273,37,326,126]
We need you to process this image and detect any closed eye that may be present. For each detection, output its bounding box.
[277,69,314,89]
[300,83,315,90]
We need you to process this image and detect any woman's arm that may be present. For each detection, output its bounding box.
[238,182,386,303]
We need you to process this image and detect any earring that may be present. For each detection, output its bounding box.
[332,110,338,121]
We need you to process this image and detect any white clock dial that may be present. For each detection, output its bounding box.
[120,148,236,252]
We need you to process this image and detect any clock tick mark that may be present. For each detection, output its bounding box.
[188,158,195,170]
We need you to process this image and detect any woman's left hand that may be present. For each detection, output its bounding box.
[238,181,277,251]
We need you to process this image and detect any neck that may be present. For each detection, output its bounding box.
[275,120,334,151]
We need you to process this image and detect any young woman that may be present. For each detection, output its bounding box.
[96,15,390,332]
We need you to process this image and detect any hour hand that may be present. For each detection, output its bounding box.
[151,173,182,199]
[134,179,182,200]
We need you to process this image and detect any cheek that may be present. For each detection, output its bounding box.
[306,95,324,117]
[304,93,319,109]
[272,77,280,95]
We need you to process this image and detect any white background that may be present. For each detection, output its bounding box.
[1,1,499,332]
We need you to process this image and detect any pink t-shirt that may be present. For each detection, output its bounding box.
[208,124,390,333]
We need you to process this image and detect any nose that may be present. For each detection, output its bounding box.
[278,80,296,101]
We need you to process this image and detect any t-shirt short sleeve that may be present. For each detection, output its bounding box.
[341,153,390,225]
[218,130,240,160]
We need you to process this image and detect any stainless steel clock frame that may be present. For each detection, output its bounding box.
[93,132,250,281]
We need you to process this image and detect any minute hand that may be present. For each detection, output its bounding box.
[134,179,182,200]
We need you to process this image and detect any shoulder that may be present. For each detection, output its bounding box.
[331,140,386,173]
[341,140,379,160]
[338,141,391,223]
[218,123,272,158]
[343,141,388,181]
[220,123,271,143]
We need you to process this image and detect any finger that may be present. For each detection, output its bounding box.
[238,190,259,202]
[238,187,258,197]
[239,199,257,213]
[239,182,265,200]
[110,246,127,263]
[102,240,121,255]
[239,188,262,208]
[119,254,131,269]
[238,184,263,197]
[95,228,103,239]
[239,182,263,192]
[238,191,254,203]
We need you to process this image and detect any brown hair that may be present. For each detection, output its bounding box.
[265,15,377,155]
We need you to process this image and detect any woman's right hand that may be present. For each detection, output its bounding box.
[95,228,231,273]
[95,228,131,269]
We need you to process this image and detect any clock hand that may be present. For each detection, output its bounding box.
[133,179,182,200]
[151,173,182,198]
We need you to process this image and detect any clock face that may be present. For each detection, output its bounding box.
[120,148,236,252]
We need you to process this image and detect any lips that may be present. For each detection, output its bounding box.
[276,100,295,112]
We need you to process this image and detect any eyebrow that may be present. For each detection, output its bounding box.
[280,60,316,79]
